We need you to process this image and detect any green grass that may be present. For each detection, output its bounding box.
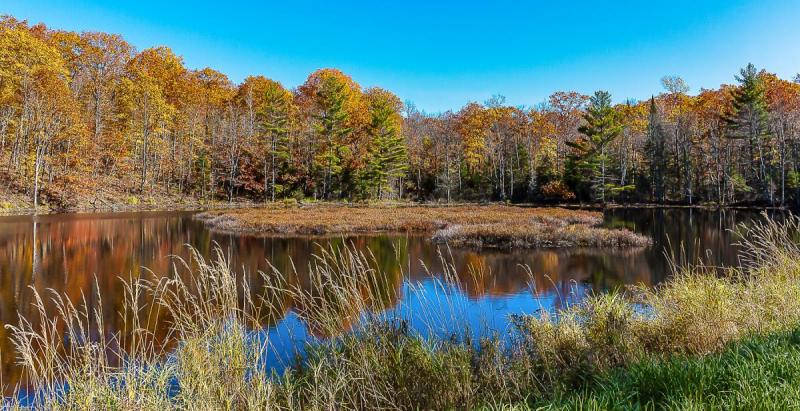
[539,328,800,410]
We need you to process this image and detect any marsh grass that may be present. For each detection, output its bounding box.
[4,215,800,409]
[198,204,650,249]
[197,204,602,234]
[433,221,652,249]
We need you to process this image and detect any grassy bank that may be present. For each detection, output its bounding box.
[542,328,800,409]
[198,204,651,249]
[3,217,800,409]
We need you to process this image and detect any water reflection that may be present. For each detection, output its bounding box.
[0,208,773,391]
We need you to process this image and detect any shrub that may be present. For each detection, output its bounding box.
[541,181,576,201]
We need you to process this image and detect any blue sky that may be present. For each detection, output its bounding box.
[5,1,800,112]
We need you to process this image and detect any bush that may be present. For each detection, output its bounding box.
[541,181,576,201]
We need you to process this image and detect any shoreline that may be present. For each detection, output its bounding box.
[0,199,258,217]
[0,199,789,218]
[5,216,800,408]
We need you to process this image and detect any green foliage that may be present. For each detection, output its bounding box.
[361,88,407,199]
[258,80,294,201]
[730,171,754,195]
[787,170,800,190]
[192,150,212,196]
[310,71,356,199]
[606,183,636,200]
[725,63,773,201]
[566,90,624,202]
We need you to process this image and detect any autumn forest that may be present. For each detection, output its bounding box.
[3,15,800,210]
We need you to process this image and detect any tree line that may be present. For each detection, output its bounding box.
[3,16,800,208]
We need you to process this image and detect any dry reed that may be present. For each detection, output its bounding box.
[4,215,800,409]
[198,204,649,249]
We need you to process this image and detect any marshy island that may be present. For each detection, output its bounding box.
[197,204,652,249]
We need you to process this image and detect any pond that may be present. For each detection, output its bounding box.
[0,207,775,392]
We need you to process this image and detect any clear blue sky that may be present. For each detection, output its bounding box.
[5,1,800,112]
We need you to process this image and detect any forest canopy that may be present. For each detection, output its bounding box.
[2,15,800,208]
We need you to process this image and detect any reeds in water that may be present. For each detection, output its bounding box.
[5,215,800,409]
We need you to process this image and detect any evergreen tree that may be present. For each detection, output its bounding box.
[725,63,773,203]
[644,97,668,202]
[316,78,350,199]
[362,88,407,199]
[193,150,212,199]
[566,90,624,202]
[259,80,293,202]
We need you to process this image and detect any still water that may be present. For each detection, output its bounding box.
[0,208,772,389]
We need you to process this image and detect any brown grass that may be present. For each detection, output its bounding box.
[433,222,652,249]
[5,216,800,409]
[197,204,648,249]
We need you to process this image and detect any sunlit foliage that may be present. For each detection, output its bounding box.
[2,16,800,207]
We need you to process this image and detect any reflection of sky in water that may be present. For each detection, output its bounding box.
[257,276,591,375]
[0,208,779,392]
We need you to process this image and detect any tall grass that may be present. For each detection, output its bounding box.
[541,328,800,410]
[4,215,800,409]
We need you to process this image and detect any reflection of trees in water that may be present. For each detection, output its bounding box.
[406,244,652,298]
[0,209,770,391]
[604,208,774,271]
[0,216,651,387]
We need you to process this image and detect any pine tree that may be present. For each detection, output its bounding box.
[362,88,407,199]
[259,80,293,202]
[567,90,624,203]
[311,74,354,199]
[725,63,773,203]
[644,97,667,202]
